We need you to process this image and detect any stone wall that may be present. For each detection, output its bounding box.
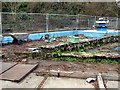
[12,35,119,60]
[41,35,119,52]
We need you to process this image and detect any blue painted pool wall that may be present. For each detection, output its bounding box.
[2,30,120,43]
[2,36,14,43]
[28,30,82,40]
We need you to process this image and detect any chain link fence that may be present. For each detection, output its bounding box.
[2,13,46,33]
[1,12,120,34]
[78,14,96,29]
[49,14,77,32]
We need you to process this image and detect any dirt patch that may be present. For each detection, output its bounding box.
[29,60,119,74]
[1,35,119,80]
[2,40,59,53]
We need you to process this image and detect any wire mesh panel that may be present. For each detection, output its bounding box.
[0,12,2,34]
[118,18,120,30]
[96,16,103,20]
[2,13,16,33]
[88,16,96,29]
[1,12,120,34]
[78,15,88,29]
[31,14,46,32]
[48,14,77,32]
[2,13,46,34]
[78,15,96,30]
[108,17,118,30]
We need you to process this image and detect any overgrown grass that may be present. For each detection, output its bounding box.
[52,57,78,62]
[51,42,120,64]
[52,57,120,64]
[53,43,104,54]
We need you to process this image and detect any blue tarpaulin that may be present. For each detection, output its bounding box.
[2,36,14,43]
[97,27,107,31]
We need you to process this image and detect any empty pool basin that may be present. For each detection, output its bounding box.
[28,30,79,40]
[108,31,120,35]
[2,30,120,43]
[28,33,45,40]
[77,31,105,38]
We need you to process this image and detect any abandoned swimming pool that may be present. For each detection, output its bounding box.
[1,30,120,44]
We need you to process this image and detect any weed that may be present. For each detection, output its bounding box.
[52,56,120,64]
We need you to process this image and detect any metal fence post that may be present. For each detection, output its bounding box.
[76,15,79,30]
[116,17,118,30]
[88,19,90,29]
[0,12,2,34]
[46,13,49,33]
[94,16,96,26]
[78,14,81,29]
[107,17,110,29]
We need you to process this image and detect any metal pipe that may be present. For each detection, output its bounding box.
[116,17,118,30]
[76,15,79,30]
[46,13,49,33]
[0,12,2,34]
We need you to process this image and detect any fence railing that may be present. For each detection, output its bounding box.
[1,12,120,34]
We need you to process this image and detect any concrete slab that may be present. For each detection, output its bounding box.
[43,77,95,88]
[0,64,38,82]
[0,73,44,89]
[0,62,17,74]
[0,59,2,62]
[102,71,119,81]
[9,33,28,35]
[1,74,119,89]
[106,80,119,89]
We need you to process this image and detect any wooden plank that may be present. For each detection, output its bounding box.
[97,73,106,90]
[0,62,17,74]
[37,74,48,89]
[0,63,38,82]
